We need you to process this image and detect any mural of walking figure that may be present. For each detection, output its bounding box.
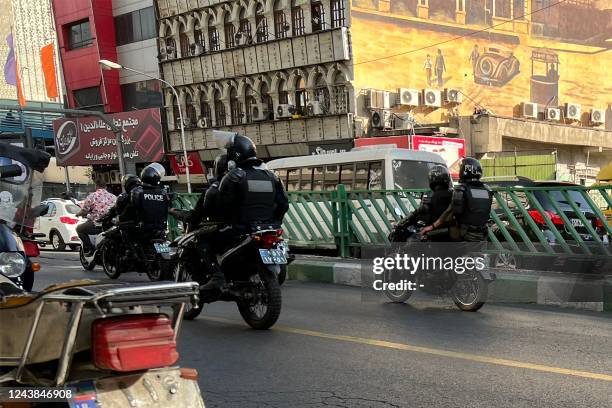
[435,49,446,87]
[469,44,480,76]
[423,54,433,86]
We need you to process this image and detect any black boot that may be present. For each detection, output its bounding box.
[199,264,226,300]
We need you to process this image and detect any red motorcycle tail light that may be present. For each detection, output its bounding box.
[22,240,40,258]
[92,314,178,372]
[528,210,564,226]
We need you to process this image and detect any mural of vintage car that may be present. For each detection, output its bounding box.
[474,45,521,87]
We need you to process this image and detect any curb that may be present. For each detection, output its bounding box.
[287,258,612,312]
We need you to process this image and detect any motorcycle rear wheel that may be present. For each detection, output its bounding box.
[451,272,488,312]
[79,247,96,271]
[237,268,282,330]
[102,242,122,279]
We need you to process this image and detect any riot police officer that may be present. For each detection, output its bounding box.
[390,165,453,242]
[104,174,141,223]
[184,153,228,226]
[124,163,171,237]
[422,157,492,242]
[200,134,288,294]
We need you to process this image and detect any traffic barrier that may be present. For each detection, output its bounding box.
[169,185,612,260]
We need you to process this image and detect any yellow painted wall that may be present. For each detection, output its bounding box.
[351,0,612,121]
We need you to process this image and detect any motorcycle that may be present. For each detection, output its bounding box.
[79,216,114,272]
[385,221,495,312]
[169,221,286,329]
[0,273,205,407]
[100,221,173,281]
[0,143,51,291]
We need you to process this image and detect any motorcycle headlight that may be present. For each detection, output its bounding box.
[0,252,26,277]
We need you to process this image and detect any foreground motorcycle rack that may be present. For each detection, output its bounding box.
[11,281,199,386]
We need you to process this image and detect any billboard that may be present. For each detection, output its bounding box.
[53,108,164,166]
[351,0,612,122]
[412,136,466,177]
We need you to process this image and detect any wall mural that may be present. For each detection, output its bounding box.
[351,0,612,119]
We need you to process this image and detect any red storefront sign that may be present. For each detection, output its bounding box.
[354,136,410,149]
[53,108,164,166]
[412,136,466,177]
[168,152,206,176]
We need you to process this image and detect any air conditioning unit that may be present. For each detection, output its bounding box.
[590,108,606,124]
[521,102,538,119]
[367,90,392,109]
[251,105,270,121]
[198,117,211,128]
[396,88,420,106]
[110,170,121,185]
[444,88,463,104]
[276,104,294,119]
[306,101,324,116]
[370,110,392,130]
[422,89,442,108]
[546,107,561,121]
[564,103,581,121]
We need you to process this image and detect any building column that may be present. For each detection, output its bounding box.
[456,0,466,24]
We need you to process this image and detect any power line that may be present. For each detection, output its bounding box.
[354,0,567,66]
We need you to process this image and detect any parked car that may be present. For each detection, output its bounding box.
[486,178,608,270]
[34,198,83,251]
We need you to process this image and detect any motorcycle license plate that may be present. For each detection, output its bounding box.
[154,242,171,254]
[259,249,287,264]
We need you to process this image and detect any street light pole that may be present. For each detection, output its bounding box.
[99,60,192,193]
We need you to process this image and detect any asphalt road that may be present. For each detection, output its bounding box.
[34,250,612,408]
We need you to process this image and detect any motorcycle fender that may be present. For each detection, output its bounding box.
[265,264,281,275]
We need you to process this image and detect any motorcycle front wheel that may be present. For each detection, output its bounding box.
[237,267,282,330]
[102,242,122,279]
[451,272,488,312]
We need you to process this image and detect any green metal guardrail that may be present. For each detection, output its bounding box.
[168,185,612,259]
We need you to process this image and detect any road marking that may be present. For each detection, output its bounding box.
[201,316,612,382]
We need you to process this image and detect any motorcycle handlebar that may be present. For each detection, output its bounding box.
[0,164,23,179]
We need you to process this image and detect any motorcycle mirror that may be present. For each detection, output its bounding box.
[0,164,23,179]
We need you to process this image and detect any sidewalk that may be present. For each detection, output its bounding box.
[288,255,612,312]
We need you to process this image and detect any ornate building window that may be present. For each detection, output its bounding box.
[292,1,305,36]
[214,91,226,126]
[225,15,235,48]
[208,17,220,51]
[311,1,325,32]
[180,32,190,57]
[230,88,243,124]
[255,3,269,42]
[274,0,288,39]
[331,0,346,28]
[239,8,252,44]
[185,93,197,127]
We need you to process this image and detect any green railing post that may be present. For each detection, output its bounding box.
[332,184,350,258]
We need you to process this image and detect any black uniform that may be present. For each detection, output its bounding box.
[123,184,171,236]
[439,181,492,241]
[217,161,289,230]
[187,180,224,226]
[391,189,453,242]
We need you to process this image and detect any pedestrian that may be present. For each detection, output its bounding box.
[423,54,433,86]
[469,44,480,76]
[435,49,446,87]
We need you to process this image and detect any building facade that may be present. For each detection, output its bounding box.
[156,0,354,161]
[51,0,162,113]
[157,0,610,180]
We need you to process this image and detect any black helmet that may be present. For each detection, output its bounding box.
[213,153,228,181]
[140,162,166,186]
[122,174,141,192]
[428,165,452,190]
[225,134,256,165]
[459,157,483,182]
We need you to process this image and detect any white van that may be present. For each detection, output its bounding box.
[267,148,447,249]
